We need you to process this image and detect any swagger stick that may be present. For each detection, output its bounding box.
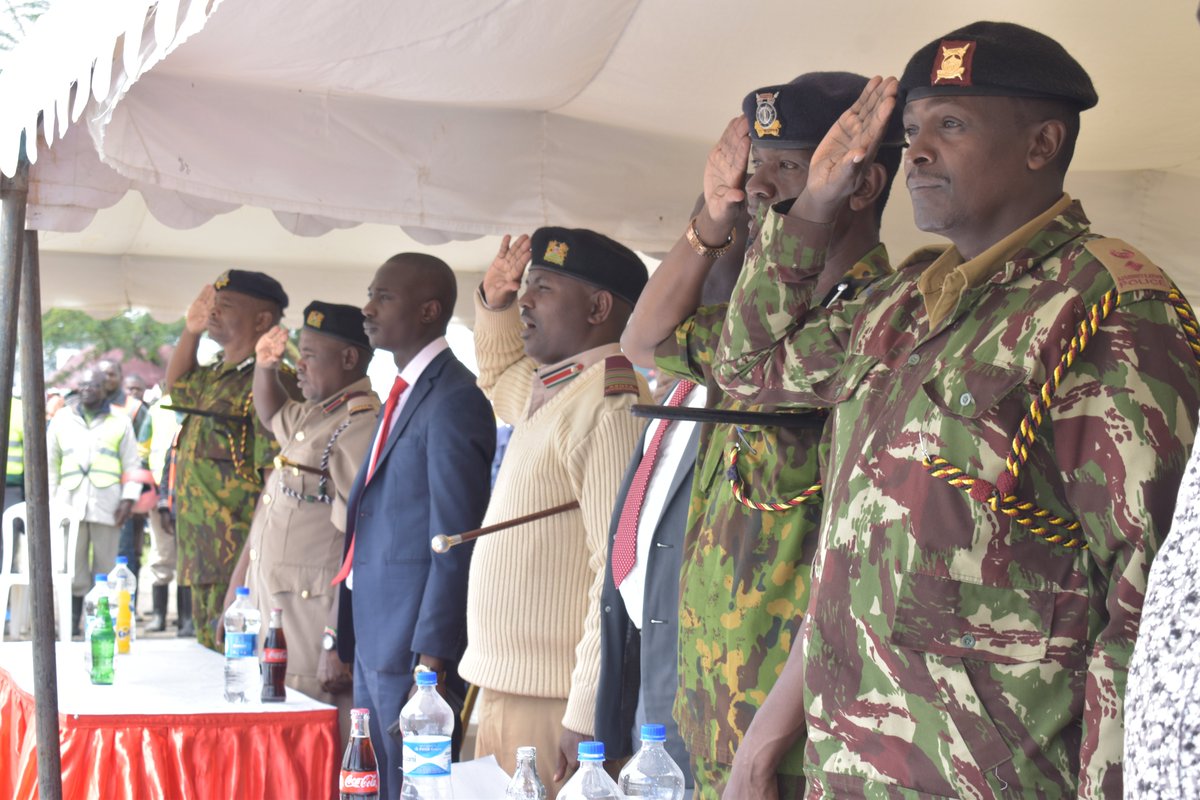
[431,500,581,553]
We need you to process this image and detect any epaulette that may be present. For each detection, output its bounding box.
[322,390,371,415]
[1084,238,1172,294]
[348,403,375,416]
[603,355,639,397]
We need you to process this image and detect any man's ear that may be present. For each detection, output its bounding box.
[420,298,443,325]
[587,290,614,325]
[848,161,888,213]
[254,309,276,335]
[1027,119,1067,173]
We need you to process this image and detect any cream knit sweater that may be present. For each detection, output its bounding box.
[459,294,650,735]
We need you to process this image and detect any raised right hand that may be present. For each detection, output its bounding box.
[796,75,899,221]
[482,233,532,308]
[702,114,752,231]
[255,325,288,367]
[185,285,216,335]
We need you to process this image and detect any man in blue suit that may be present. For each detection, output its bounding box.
[334,253,495,800]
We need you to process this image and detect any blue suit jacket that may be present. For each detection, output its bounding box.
[337,349,495,676]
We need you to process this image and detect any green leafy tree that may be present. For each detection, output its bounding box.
[43,309,184,382]
[0,0,49,53]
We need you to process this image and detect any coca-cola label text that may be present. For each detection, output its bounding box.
[263,647,287,664]
[339,769,379,794]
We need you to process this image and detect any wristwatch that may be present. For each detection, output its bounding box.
[321,627,337,651]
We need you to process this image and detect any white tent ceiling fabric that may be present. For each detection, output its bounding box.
[3,0,1200,321]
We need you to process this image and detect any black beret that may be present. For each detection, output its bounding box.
[213,269,289,310]
[302,301,372,350]
[528,227,648,306]
[743,71,905,149]
[900,21,1097,110]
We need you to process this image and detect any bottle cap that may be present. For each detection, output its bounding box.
[235,586,250,596]
[640,723,667,742]
[95,573,107,582]
[114,556,128,565]
[578,741,605,760]
[414,670,438,687]
[516,746,537,759]
[272,607,282,613]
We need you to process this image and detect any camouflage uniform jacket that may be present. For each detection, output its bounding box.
[714,199,1200,799]
[173,353,295,586]
[656,244,892,772]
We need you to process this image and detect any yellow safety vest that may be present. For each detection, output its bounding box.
[57,411,127,490]
[6,397,21,481]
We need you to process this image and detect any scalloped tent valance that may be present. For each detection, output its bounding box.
[3,0,1200,321]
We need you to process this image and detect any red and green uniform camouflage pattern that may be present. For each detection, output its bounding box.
[655,245,892,795]
[173,354,289,587]
[714,199,1200,799]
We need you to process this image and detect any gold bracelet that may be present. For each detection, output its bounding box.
[685,216,735,259]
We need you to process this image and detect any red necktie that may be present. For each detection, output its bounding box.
[332,376,408,585]
[611,379,696,587]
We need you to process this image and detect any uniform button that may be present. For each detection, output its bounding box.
[603,605,612,613]
[907,353,920,366]
[248,548,257,561]
[295,431,305,441]
[959,392,974,407]
[263,494,272,505]
[301,589,310,599]
[960,633,976,649]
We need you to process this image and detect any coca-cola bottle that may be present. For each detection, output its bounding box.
[341,708,380,799]
[261,608,287,702]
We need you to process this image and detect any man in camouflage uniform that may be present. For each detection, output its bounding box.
[166,270,298,651]
[621,73,905,799]
[715,23,1200,799]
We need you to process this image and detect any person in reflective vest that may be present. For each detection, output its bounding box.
[46,368,143,635]
[4,395,22,509]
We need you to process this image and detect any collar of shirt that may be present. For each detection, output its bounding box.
[919,194,1074,327]
[398,337,449,388]
[528,342,622,417]
[213,352,257,375]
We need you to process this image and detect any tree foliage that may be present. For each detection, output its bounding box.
[43,308,184,366]
[0,0,49,53]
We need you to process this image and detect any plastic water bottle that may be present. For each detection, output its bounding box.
[82,573,108,671]
[618,724,685,798]
[399,669,454,799]
[505,746,547,799]
[107,556,138,653]
[559,741,622,799]
[223,586,261,703]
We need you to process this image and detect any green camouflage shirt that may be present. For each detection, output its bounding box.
[657,244,892,772]
[715,199,1200,799]
[173,354,293,585]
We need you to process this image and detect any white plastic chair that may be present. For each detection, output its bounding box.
[1,502,83,642]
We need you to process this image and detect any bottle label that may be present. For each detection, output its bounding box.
[225,631,256,658]
[339,769,379,793]
[263,647,287,664]
[402,734,451,776]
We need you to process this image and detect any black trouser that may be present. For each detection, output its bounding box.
[118,514,146,602]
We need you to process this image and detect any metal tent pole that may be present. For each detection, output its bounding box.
[0,157,26,503]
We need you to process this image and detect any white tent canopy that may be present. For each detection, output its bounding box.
[3,0,1200,321]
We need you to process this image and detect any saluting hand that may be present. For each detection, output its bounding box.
[185,285,216,335]
[702,114,752,230]
[482,233,532,309]
[796,75,899,222]
[255,325,289,368]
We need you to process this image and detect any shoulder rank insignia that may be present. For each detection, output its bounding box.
[1084,238,1171,294]
[603,355,639,397]
[349,403,375,416]
[322,390,370,415]
[754,92,781,138]
[540,362,583,389]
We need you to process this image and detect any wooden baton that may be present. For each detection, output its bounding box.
[431,500,581,553]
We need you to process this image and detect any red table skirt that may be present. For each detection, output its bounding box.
[0,666,338,800]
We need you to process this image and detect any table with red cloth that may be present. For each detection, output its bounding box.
[0,639,338,800]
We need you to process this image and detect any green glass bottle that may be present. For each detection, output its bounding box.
[90,596,115,685]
